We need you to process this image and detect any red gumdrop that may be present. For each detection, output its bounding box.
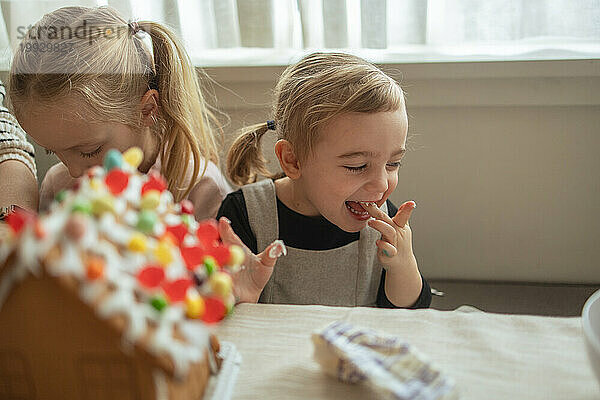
[104,169,129,195]
[6,208,35,234]
[201,296,226,323]
[137,265,165,289]
[165,223,188,246]
[180,199,194,215]
[162,278,192,303]
[141,171,167,195]
[180,245,206,270]
[206,244,231,267]
[196,220,220,247]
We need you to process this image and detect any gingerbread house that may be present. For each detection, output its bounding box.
[0,148,244,399]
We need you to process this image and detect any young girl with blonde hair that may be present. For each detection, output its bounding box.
[218,52,431,308]
[9,6,231,221]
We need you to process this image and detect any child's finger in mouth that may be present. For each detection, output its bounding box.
[360,201,394,225]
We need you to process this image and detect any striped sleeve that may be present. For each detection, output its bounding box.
[0,80,37,179]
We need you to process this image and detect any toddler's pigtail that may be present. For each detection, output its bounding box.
[227,122,273,186]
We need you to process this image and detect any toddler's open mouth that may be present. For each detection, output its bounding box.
[344,201,378,220]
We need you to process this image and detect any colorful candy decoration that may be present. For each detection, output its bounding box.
[136,210,157,234]
[105,169,129,195]
[150,295,168,312]
[5,208,35,235]
[54,189,67,203]
[181,245,205,270]
[181,214,193,228]
[140,190,160,210]
[89,178,103,191]
[33,220,46,239]
[154,240,174,266]
[86,257,105,280]
[165,223,188,246]
[142,171,167,194]
[180,199,194,215]
[185,289,205,319]
[229,245,245,266]
[65,214,87,241]
[91,195,115,216]
[210,272,232,298]
[5,148,244,332]
[203,256,217,276]
[137,265,165,288]
[201,296,226,323]
[128,233,148,252]
[162,278,192,303]
[103,149,123,171]
[71,200,92,215]
[122,146,143,169]
[196,220,219,247]
[206,244,231,267]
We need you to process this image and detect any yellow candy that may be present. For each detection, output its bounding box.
[210,272,232,298]
[141,190,161,210]
[123,146,143,169]
[128,233,147,252]
[228,245,245,266]
[91,196,115,215]
[89,178,102,191]
[185,290,205,318]
[154,240,173,266]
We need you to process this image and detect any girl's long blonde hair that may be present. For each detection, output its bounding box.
[227,52,404,186]
[9,6,219,201]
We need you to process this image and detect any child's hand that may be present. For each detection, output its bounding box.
[363,201,417,270]
[218,217,286,304]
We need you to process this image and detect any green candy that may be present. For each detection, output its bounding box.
[103,149,122,172]
[150,296,168,312]
[136,210,157,234]
[71,200,92,214]
[181,214,192,227]
[203,256,216,276]
[55,190,67,203]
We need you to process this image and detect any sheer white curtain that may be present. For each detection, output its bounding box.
[0,0,598,68]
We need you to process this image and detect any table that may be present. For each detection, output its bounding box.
[215,303,598,400]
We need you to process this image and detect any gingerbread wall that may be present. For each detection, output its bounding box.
[0,270,156,399]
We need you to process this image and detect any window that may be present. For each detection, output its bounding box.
[1,0,599,68]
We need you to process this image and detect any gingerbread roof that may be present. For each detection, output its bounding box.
[0,147,243,380]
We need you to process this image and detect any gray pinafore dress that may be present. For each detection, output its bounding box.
[241,179,387,307]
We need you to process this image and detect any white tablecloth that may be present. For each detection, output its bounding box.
[215,303,598,400]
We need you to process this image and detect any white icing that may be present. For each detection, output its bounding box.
[152,370,169,400]
[182,234,197,247]
[114,197,127,215]
[153,222,165,237]
[150,306,203,378]
[164,213,181,227]
[268,240,288,258]
[80,280,105,304]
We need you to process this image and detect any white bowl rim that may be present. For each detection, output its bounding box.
[582,288,600,356]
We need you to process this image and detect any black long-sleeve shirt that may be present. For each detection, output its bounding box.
[218,189,431,309]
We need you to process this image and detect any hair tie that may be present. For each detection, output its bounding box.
[128,21,141,35]
[266,120,276,131]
